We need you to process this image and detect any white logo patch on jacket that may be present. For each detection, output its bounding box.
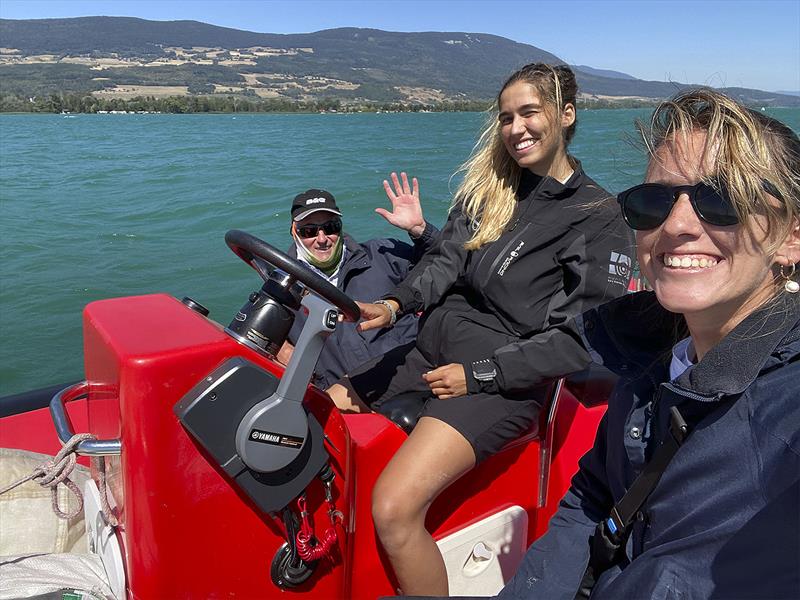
[498,241,525,276]
[608,251,632,285]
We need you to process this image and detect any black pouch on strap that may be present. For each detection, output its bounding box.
[574,405,691,599]
[574,519,630,599]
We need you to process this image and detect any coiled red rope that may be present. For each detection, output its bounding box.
[295,494,339,562]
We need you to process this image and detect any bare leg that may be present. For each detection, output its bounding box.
[326,378,371,413]
[372,416,477,595]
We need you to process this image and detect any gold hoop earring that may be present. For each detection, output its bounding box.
[780,263,799,293]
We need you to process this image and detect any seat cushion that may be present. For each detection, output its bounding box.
[0,448,90,556]
[0,552,114,599]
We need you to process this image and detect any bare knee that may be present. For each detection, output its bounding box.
[371,477,426,552]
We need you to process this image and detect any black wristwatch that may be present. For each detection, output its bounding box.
[471,359,497,382]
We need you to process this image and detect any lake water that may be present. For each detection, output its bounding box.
[1,108,798,395]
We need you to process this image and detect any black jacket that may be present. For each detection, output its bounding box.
[288,225,438,389]
[499,291,800,599]
[388,164,634,395]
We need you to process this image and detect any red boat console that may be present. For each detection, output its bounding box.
[65,292,603,598]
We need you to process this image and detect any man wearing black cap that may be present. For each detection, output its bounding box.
[280,173,439,389]
[289,189,348,283]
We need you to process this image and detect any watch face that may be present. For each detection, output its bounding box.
[472,361,496,381]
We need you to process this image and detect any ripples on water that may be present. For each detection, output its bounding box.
[1,109,798,394]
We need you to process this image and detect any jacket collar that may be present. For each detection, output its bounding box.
[675,293,800,396]
[581,291,800,398]
[517,158,586,202]
[341,233,369,271]
[342,233,365,258]
[286,233,366,284]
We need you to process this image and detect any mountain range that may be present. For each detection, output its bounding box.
[1,16,797,108]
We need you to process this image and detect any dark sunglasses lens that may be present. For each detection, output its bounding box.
[621,185,673,230]
[694,184,738,226]
[322,220,342,235]
[297,225,316,238]
[298,220,341,238]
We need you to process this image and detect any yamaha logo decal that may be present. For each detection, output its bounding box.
[249,428,304,448]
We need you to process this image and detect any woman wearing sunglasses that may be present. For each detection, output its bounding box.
[327,63,633,595]
[497,89,800,599]
[280,187,439,389]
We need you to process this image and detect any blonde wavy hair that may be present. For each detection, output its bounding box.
[637,88,800,257]
[454,63,578,250]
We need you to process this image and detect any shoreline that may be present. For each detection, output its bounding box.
[5,105,800,115]
[4,95,797,116]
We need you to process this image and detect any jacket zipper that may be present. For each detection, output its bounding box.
[508,176,547,231]
[661,382,720,403]
[476,174,550,281]
[478,222,532,290]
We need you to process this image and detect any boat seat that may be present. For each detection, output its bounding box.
[0,449,114,599]
[375,391,426,433]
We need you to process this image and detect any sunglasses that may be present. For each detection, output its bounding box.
[617,181,739,230]
[296,219,342,239]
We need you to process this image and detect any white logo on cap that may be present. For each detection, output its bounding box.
[305,197,327,205]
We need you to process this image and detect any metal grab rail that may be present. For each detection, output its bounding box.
[49,381,122,456]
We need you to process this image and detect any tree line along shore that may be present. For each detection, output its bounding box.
[0,92,662,114]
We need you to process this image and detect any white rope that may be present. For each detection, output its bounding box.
[91,454,119,527]
[0,433,94,520]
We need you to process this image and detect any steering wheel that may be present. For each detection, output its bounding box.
[225,229,361,322]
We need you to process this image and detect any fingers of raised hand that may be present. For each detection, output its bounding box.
[390,171,403,194]
[383,177,397,199]
[375,206,398,227]
[400,172,413,195]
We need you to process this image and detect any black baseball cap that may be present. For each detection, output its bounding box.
[291,189,342,221]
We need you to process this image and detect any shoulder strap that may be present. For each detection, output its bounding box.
[575,400,725,600]
[605,405,689,542]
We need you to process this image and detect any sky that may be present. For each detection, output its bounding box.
[1,0,798,93]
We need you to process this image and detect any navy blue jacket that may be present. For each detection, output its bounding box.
[288,224,438,389]
[499,291,800,599]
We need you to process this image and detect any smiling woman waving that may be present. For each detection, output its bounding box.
[326,63,633,596]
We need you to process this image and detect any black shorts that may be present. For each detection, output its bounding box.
[347,342,545,463]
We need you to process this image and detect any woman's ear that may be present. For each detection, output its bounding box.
[776,219,800,265]
[561,103,576,128]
